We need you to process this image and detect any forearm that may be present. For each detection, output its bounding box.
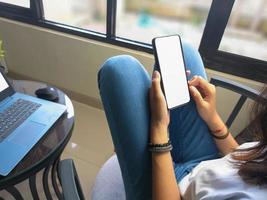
[151,127,180,200]
[207,114,239,155]
[152,152,180,200]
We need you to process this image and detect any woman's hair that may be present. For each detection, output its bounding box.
[232,86,267,185]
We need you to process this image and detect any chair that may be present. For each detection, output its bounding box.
[91,76,264,200]
[58,159,85,200]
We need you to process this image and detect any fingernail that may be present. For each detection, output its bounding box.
[189,75,197,82]
[152,71,159,79]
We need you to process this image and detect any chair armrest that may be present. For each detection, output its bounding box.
[58,159,85,200]
[209,76,265,143]
[210,76,261,101]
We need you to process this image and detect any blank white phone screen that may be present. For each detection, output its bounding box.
[155,36,190,109]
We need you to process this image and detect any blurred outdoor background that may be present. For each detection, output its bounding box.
[3,0,267,61]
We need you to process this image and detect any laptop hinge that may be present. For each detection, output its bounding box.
[0,96,13,108]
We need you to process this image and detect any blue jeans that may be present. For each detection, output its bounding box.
[98,43,219,200]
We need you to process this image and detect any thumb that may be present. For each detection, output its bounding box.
[189,86,204,106]
[152,71,162,95]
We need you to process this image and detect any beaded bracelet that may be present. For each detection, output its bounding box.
[148,140,173,153]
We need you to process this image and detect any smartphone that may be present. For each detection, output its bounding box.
[152,35,190,109]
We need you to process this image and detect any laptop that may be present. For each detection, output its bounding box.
[0,70,66,176]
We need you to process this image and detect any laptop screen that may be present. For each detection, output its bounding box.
[0,70,15,102]
[0,73,9,92]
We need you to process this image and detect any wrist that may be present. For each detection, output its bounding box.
[150,125,168,144]
[210,126,230,139]
[206,113,225,132]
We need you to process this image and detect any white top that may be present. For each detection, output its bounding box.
[179,142,267,200]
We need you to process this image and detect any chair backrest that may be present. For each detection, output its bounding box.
[210,76,265,143]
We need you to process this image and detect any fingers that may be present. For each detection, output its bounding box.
[152,70,160,82]
[150,71,168,109]
[151,71,162,96]
[189,85,204,105]
[188,75,211,93]
[188,75,207,86]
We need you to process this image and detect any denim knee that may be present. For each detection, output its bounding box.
[99,55,141,77]
[181,41,207,80]
[98,55,149,89]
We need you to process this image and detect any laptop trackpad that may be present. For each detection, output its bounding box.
[9,121,46,146]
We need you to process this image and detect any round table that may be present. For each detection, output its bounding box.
[0,80,74,200]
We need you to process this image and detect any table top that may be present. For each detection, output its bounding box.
[0,80,74,187]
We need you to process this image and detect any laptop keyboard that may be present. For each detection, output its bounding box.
[0,99,41,142]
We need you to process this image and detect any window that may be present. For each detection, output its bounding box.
[43,0,106,34]
[0,0,40,20]
[0,0,29,8]
[0,0,266,82]
[199,0,267,82]
[116,0,212,49]
[219,0,267,61]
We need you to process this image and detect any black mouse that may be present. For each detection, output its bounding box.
[35,86,59,102]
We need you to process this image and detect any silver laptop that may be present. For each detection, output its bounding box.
[0,70,66,176]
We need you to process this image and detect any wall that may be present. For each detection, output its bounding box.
[0,17,264,135]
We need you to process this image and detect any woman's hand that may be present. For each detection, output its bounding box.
[149,71,169,143]
[188,76,239,155]
[188,76,222,130]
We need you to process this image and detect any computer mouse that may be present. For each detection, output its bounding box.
[35,86,59,102]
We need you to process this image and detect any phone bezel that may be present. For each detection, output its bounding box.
[152,34,190,110]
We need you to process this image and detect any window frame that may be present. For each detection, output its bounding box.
[0,0,266,82]
[0,0,153,53]
[199,0,267,82]
[0,0,43,20]
[0,1,32,19]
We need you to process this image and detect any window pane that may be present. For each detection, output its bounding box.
[0,0,29,7]
[116,0,212,48]
[219,0,267,61]
[43,0,106,34]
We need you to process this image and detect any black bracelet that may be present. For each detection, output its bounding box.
[210,129,230,140]
[148,140,173,153]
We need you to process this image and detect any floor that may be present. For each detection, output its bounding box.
[61,100,114,199]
